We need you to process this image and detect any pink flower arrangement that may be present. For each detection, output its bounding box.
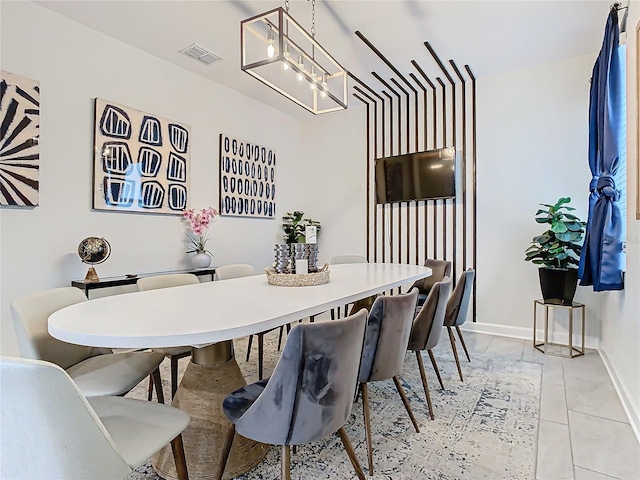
[183,207,219,254]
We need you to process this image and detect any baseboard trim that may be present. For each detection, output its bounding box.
[598,348,640,442]
[460,322,599,349]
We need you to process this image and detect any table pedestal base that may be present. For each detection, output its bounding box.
[152,342,269,480]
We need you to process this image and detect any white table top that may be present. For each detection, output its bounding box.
[49,263,431,349]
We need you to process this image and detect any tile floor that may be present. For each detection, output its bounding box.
[456,331,640,480]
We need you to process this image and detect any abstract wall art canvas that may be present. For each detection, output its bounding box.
[93,98,191,215]
[0,71,40,207]
[219,134,276,218]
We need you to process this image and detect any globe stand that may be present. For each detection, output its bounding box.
[84,266,99,283]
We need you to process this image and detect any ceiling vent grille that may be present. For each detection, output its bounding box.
[179,43,224,65]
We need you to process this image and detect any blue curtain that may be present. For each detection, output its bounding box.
[578,8,624,291]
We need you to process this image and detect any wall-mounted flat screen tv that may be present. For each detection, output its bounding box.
[375,146,456,204]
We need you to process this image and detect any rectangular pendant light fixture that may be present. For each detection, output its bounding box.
[241,7,348,115]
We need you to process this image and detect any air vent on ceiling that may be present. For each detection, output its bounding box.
[179,43,224,65]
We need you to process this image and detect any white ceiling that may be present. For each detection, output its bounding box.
[38,0,616,119]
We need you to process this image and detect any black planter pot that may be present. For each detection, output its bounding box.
[538,268,579,306]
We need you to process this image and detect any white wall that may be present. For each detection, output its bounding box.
[599,3,640,436]
[475,53,606,342]
[0,1,304,355]
[298,106,368,264]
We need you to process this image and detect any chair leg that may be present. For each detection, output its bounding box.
[281,445,291,480]
[277,326,284,351]
[447,327,464,382]
[152,367,165,404]
[216,424,235,480]
[171,356,180,399]
[147,375,153,401]
[392,376,420,433]
[456,325,471,362]
[258,333,264,380]
[245,335,253,362]
[170,434,189,480]
[337,427,366,480]
[415,351,434,420]
[361,383,374,475]
[428,350,445,390]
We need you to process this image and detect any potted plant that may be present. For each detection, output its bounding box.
[282,211,321,245]
[183,207,219,269]
[524,197,586,305]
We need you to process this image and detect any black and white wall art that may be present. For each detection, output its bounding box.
[219,134,276,218]
[0,71,40,207]
[93,98,191,215]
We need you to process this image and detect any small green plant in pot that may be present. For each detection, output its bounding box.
[524,197,585,305]
[282,211,321,245]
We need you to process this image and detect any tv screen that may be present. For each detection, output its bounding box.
[375,147,456,204]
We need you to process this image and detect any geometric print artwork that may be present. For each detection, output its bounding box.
[0,71,40,207]
[93,98,191,215]
[219,134,275,218]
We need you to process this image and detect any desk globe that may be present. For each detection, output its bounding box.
[78,237,111,282]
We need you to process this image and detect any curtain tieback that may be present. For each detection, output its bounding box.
[595,175,620,201]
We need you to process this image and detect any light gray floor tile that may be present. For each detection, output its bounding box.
[541,356,565,386]
[569,411,640,479]
[565,377,629,423]
[563,351,611,384]
[485,336,525,358]
[536,419,574,480]
[455,330,493,354]
[540,381,568,424]
[574,466,619,480]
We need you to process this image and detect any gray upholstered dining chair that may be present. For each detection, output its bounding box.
[10,287,165,398]
[444,268,475,382]
[358,289,420,475]
[216,310,368,480]
[1,356,190,480]
[410,259,452,309]
[137,273,200,399]
[215,263,282,381]
[407,276,452,420]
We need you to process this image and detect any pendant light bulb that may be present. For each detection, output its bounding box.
[320,74,328,97]
[296,55,304,81]
[309,66,317,89]
[266,26,275,58]
[282,44,290,70]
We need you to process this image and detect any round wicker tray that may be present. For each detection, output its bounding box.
[265,264,330,287]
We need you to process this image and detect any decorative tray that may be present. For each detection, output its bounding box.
[265,264,330,287]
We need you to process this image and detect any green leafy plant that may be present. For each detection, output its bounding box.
[282,211,321,244]
[524,197,585,270]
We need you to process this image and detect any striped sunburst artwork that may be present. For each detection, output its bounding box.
[0,71,40,207]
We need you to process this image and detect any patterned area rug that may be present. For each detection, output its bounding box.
[127,328,541,480]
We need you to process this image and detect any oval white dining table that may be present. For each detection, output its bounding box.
[49,263,431,480]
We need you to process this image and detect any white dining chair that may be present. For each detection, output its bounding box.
[137,273,200,400]
[0,356,190,480]
[10,287,165,398]
[216,264,282,380]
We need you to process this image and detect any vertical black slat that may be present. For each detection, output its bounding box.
[450,60,468,274]
[465,64,477,323]
[354,85,380,263]
[383,91,393,264]
[451,80,457,287]
[348,74,384,264]
[410,73,429,265]
[409,73,427,265]
[390,77,414,266]
[436,77,447,262]
[353,93,371,262]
